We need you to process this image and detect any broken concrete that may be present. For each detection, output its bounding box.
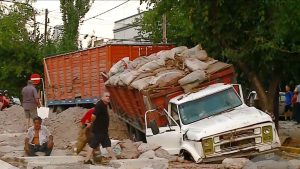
[110,158,168,169]
[223,158,250,169]
[0,159,19,169]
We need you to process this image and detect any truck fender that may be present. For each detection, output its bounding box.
[180,142,204,163]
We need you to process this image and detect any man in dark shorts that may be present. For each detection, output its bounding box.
[84,92,116,164]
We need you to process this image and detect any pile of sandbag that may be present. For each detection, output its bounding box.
[106,45,230,92]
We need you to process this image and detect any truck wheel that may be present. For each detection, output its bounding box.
[56,106,64,114]
[180,150,195,162]
[134,129,146,142]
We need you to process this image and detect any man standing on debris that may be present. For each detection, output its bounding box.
[21,80,41,130]
[84,92,116,164]
[24,116,54,156]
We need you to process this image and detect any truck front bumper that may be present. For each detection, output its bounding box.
[202,148,280,163]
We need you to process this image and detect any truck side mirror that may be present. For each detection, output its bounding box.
[149,120,159,135]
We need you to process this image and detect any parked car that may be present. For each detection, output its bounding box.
[246,91,286,119]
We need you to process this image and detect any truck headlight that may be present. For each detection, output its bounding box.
[262,126,273,143]
[254,128,261,134]
[202,138,213,155]
[213,136,220,143]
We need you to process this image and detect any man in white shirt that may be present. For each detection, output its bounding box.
[24,116,54,156]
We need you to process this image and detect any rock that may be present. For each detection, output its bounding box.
[242,161,257,169]
[119,139,140,159]
[255,160,288,169]
[288,159,300,169]
[139,150,156,159]
[223,158,250,169]
[138,143,161,153]
[110,158,168,169]
[154,148,177,162]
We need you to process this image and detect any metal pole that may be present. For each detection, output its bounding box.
[162,14,167,44]
[44,9,48,45]
[41,78,47,107]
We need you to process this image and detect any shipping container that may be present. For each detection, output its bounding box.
[43,43,173,110]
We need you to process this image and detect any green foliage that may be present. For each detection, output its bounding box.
[0,3,44,96]
[140,0,300,111]
[59,0,94,53]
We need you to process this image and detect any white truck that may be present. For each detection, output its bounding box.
[144,83,281,163]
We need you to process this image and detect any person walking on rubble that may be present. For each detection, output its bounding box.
[74,107,95,154]
[84,92,116,164]
[22,80,41,130]
[24,116,54,156]
[294,84,300,124]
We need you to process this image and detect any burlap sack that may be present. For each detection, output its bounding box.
[150,70,185,87]
[184,58,209,71]
[178,70,206,86]
[170,46,188,55]
[130,76,155,91]
[120,70,141,85]
[180,45,208,61]
[108,57,129,77]
[138,59,165,72]
[75,127,91,154]
[128,56,151,70]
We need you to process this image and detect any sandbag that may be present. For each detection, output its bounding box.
[170,46,188,55]
[120,70,141,85]
[135,72,156,81]
[181,81,200,93]
[130,76,154,91]
[108,57,129,77]
[178,70,206,86]
[108,73,122,86]
[138,59,165,72]
[184,58,209,71]
[157,50,175,60]
[128,56,151,70]
[150,71,185,87]
[180,45,208,61]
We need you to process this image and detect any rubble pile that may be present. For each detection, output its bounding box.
[0,105,27,134]
[45,107,129,149]
[106,45,231,93]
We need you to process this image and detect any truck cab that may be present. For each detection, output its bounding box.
[145,83,281,163]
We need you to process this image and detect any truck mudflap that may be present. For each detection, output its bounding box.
[201,148,280,163]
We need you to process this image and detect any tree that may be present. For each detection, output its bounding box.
[140,0,300,117]
[0,2,43,95]
[59,0,94,52]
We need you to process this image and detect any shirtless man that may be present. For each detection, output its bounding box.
[24,116,54,156]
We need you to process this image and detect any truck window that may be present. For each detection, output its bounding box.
[178,87,242,125]
[170,103,180,125]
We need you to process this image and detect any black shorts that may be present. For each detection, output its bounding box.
[285,105,293,112]
[88,132,111,149]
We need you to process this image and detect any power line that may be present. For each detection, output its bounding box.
[82,0,130,22]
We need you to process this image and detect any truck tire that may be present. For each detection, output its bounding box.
[55,106,64,114]
[126,124,146,142]
[180,150,195,162]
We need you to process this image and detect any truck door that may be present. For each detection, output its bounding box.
[145,109,181,155]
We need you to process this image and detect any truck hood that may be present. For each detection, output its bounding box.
[182,106,272,140]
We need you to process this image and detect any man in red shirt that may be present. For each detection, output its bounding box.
[0,91,10,111]
[75,108,95,154]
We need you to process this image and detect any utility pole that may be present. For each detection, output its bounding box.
[44,8,48,45]
[162,14,167,44]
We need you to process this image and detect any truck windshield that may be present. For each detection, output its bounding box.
[178,87,242,125]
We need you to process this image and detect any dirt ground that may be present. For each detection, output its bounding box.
[1,105,300,169]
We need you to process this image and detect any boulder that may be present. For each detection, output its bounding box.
[222,158,250,169]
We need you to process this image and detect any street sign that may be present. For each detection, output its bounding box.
[30,73,41,85]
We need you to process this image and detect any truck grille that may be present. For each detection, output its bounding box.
[214,128,260,154]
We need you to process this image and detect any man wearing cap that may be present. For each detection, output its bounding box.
[22,80,41,130]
